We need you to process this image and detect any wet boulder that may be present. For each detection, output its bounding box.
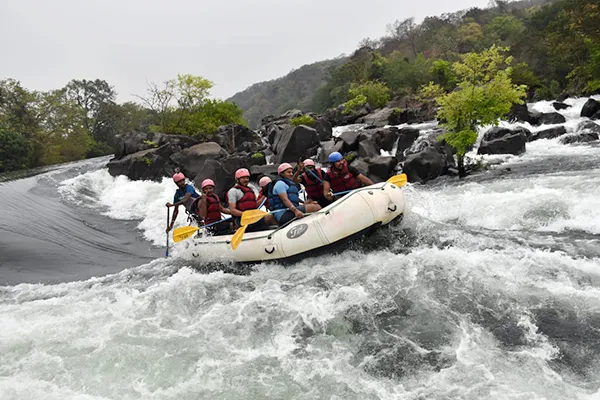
[318,140,344,164]
[209,124,259,153]
[483,126,531,142]
[113,131,165,159]
[402,147,447,183]
[529,126,568,141]
[272,125,320,164]
[358,139,380,159]
[337,129,362,152]
[560,121,600,144]
[323,104,372,127]
[314,118,333,141]
[581,98,600,119]
[250,164,279,182]
[157,134,199,149]
[395,127,420,161]
[107,144,179,180]
[170,142,229,180]
[364,156,398,183]
[359,107,396,128]
[553,102,569,111]
[559,132,598,144]
[478,133,526,155]
[507,103,531,123]
[536,112,566,125]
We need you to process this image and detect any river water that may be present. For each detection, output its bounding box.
[1,97,599,399]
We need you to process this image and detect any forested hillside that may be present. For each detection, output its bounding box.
[227,58,346,128]
[230,0,599,122]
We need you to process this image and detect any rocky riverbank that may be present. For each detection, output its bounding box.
[106,97,600,199]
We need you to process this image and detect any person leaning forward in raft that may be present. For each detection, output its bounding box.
[228,168,277,232]
[323,151,374,202]
[269,163,322,225]
[197,178,231,235]
[166,170,200,233]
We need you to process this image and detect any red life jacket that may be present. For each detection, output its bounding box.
[204,194,222,225]
[302,168,325,200]
[233,184,257,211]
[326,160,359,193]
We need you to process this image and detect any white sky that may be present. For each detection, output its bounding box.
[0,0,491,102]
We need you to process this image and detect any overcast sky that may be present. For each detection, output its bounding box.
[1,0,490,102]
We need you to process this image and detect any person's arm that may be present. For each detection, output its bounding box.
[323,180,333,200]
[278,191,303,219]
[293,161,304,183]
[166,205,180,232]
[198,197,208,220]
[220,204,231,215]
[357,174,374,186]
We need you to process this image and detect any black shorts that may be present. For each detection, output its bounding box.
[277,205,306,226]
[314,197,331,208]
[206,219,231,236]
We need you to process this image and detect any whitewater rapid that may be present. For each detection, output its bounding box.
[1,97,600,399]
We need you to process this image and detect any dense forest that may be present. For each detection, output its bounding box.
[230,0,600,125]
[0,75,245,173]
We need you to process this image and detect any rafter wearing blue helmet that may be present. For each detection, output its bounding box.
[323,151,374,201]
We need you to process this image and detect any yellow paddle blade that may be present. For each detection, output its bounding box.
[240,209,269,226]
[172,226,199,243]
[231,225,248,251]
[387,173,408,187]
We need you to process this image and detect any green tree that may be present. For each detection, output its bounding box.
[347,81,390,109]
[424,46,527,177]
[0,124,30,172]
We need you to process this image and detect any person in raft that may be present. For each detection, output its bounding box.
[323,151,374,202]
[166,170,200,233]
[269,163,322,225]
[256,176,273,210]
[197,178,231,235]
[296,158,330,208]
[227,168,277,232]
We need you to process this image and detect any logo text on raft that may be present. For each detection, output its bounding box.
[286,223,308,239]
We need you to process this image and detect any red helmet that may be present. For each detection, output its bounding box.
[277,163,293,174]
[201,179,215,189]
[172,172,185,182]
[235,168,250,180]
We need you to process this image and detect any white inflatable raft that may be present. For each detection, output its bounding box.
[185,181,405,263]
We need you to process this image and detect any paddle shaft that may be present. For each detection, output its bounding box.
[165,206,170,257]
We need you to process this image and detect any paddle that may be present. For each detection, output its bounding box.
[330,173,408,197]
[231,208,288,250]
[172,217,233,243]
[165,206,170,257]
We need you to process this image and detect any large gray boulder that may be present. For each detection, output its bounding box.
[170,142,229,180]
[530,126,568,141]
[107,144,179,180]
[272,125,320,164]
[209,124,259,153]
[402,147,447,183]
[478,133,526,155]
[559,121,600,144]
[536,112,566,125]
[359,107,395,128]
[318,140,344,163]
[113,131,164,159]
[364,156,398,183]
[337,129,362,152]
[395,127,420,160]
[581,99,600,118]
[358,139,379,159]
[314,118,333,141]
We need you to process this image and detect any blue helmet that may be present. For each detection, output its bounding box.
[328,151,343,163]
